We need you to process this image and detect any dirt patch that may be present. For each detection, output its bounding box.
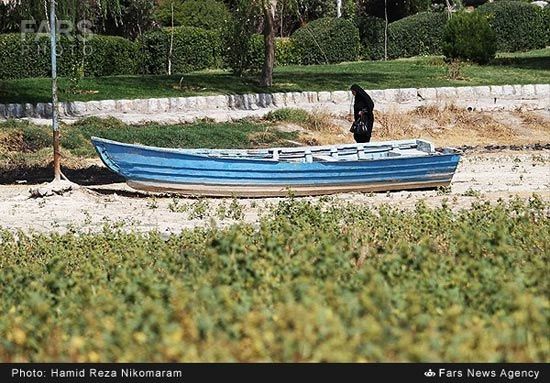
[0,150,548,235]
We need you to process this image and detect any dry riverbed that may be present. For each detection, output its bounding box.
[0,150,548,235]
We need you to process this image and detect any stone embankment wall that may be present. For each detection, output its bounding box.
[1,84,548,123]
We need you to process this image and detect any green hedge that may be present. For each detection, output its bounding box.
[542,4,550,46]
[387,12,448,59]
[477,1,547,52]
[356,15,386,60]
[226,35,299,74]
[245,35,300,72]
[0,28,221,79]
[139,27,222,75]
[0,34,51,79]
[0,34,138,80]
[84,35,139,77]
[443,11,497,64]
[291,17,360,65]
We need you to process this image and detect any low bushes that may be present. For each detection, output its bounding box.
[266,108,310,124]
[0,34,50,79]
[0,34,139,80]
[0,198,548,361]
[477,1,547,52]
[443,11,497,64]
[542,4,550,46]
[0,5,547,80]
[84,35,140,77]
[0,27,222,79]
[249,36,300,71]
[356,15,386,60]
[291,17,360,65]
[388,11,448,59]
[225,34,299,75]
[139,27,223,75]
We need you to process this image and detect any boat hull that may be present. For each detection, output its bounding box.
[127,179,453,197]
[92,137,460,197]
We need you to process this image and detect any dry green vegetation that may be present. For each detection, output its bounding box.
[0,117,298,183]
[1,197,548,362]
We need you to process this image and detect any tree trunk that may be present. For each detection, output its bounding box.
[260,0,277,87]
[50,0,61,181]
[280,1,284,37]
[168,1,174,75]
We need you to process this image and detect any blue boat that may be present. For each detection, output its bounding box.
[91,137,460,197]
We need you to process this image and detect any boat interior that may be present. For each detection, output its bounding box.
[93,136,457,164]
[199,139,439,163]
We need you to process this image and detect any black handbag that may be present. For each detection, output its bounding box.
[350,119,369,135]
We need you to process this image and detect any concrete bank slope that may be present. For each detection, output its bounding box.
[1,84,549,125]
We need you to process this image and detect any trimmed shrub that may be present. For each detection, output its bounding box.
[247,36,300,71]
[543,5,550,46]
[387,11,448,59]
[138,31,168,76]
[0,34,50,79]
[84,35,139,77]
[356,15,386,60]
[443,11,497,64]
[139,27,222,75]
[171,27,222,73]
[0,34,138,80]
[477,1,547,52]
[225,35,299,75]
[291,17,360,65]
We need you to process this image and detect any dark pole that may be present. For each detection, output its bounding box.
[384,0,388,61]
[50,0,61,181]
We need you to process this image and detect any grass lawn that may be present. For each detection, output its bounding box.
[1,49,549,104]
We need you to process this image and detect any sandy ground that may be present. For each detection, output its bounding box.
[0,150,548,235]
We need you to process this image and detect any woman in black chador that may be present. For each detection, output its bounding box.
[350,84,375,143]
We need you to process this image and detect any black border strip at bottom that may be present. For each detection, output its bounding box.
[1,363,547,383]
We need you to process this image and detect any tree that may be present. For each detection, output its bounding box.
[1,0,155,39]
[225,0,278,86]
[155,0,231,30]
[357,0,431,22]
[443,11,496,64]
[261,0,277,86]
[49,0,61,182]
